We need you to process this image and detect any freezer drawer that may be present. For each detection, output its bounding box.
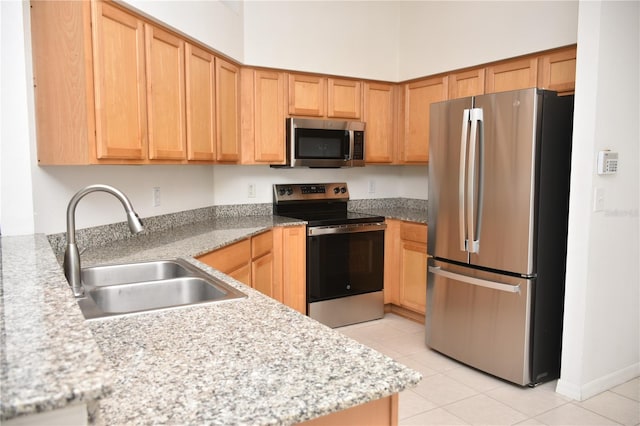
[426,260,532,385]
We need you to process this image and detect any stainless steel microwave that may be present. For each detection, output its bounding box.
[278,118,365,168]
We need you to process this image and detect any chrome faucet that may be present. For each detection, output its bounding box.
[63,184,144,297]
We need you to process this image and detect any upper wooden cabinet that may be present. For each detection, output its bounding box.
[241,68,287,164]
[215,59,241,163]
[30,0,241,165]
[485,57,538,94]
[363,82,397,164]
[448,68,485,99]
[185,44,216,161]
[288,73,362,119]
[92,1,148,162]
[537,46,577,94]
[145,24,187,161]
[400,76,448,164]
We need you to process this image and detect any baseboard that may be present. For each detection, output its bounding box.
[384,304,425,324]
[556,362,640,400]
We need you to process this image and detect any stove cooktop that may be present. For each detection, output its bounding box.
[272,183,384,227]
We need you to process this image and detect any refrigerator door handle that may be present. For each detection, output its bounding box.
[467,108,484,253]
[429,266,521,294]
[459,109,470,252]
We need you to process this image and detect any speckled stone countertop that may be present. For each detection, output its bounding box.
[0,234,112,421]
[1,214,421,425]
[355,207,427,224]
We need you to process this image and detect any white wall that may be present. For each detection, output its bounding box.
[397,1,579,80]
[243,1,399,80]
[242,1,578,82]
[0,0,36,236]
[211,165,427,206]
[121,0,244,61]
[557,0,639,400]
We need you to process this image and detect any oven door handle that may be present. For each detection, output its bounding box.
[307,222,387,236]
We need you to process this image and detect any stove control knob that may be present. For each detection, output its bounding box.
[340,187,347,194]
[286,188,293,195]
[278,188,286,196]
[333,187,340,194]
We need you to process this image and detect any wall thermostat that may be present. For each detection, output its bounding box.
[597,150,618,175]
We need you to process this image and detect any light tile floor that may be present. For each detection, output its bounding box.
[337,314,640,426]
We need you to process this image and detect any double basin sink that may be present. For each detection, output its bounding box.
[76,259,246,320]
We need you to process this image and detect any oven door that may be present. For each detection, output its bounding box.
[307,223,385,303]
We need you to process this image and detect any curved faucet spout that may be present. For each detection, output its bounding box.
[63,184,144,297]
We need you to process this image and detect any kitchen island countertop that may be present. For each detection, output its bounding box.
[1,214,421,425]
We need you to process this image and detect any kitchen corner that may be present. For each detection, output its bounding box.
[1,203,422,425]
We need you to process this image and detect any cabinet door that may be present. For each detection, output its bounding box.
[252,253,274,297]
[364,82,396,163]
[449,68,485,99]
[216,58,241,162]
[383,219,401,305]
[185,44,216,161]
[196,239,250,275]
[273,225,307,314]
[328,78,361,119]
[485,57,538,94]
[288,74,325,117]
[399,240,427,315]
[402,76,448,164]
[254,70,286,163]
[537,47,577,94]
[145,24,186,161]
[229,264,251,286]
[92,1,147,160]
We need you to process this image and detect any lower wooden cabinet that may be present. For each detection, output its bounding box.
[196,226,306,313]
[272,225,307,314]
[384,219,428,321]
[196,230,271,291]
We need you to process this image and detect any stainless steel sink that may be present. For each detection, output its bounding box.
[76,259,246,320]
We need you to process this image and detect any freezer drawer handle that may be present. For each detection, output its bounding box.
[429,266,520,294]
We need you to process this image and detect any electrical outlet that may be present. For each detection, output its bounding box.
[368,180,376,194]
[152,187,161,207]
[248,183,256,198]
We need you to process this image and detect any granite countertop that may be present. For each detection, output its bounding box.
[354,207,428,224]
[1,214,421,425]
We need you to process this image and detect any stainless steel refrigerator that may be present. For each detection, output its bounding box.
[426,88,574,386]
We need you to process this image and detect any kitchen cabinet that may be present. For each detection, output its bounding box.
[145,24,187,161]
[399,222,427,316]
[272,225,307,314]
[363,82,397,164]
[196,228,306,313]
[537,46,577,94]
[400,76,448,164]
[384,219,427,321]
[91,1,148,162]
[30,0,239,165]
[383,219,401,305]
[448,68,486,99]
[241,68,287,164]
[197,238,251,284]
[288,73,362,119]
[196,230,273,291]
[216,58,241,162]
[251,230,275,297]
[185,44,216,161]
[485,57,538,93]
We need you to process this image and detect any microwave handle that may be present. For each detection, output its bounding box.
[346,130,353,161]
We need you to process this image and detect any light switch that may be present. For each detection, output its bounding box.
[593,187,605,212]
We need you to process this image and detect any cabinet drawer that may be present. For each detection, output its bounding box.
[400,222,427,244]
[197,239,250,273]
[252,230,273,259]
